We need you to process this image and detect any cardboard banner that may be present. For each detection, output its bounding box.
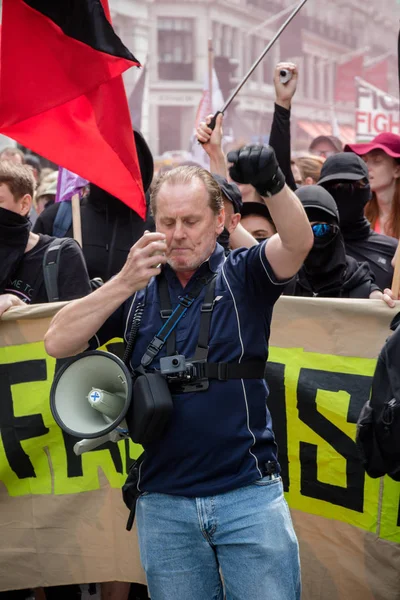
[1,298,400,597]
[355,77,400,142]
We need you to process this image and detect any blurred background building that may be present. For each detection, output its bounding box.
[109,0,400,157]
[0,0,398,157]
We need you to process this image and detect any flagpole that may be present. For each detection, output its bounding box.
[208,39,213,113]
[205,0,308,133]
[71,193,83,247]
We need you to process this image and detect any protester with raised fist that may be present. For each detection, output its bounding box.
[45,153,313,600]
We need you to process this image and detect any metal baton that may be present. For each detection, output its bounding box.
[207,0,308,132]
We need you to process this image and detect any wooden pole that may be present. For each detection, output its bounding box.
[391,243,400,298]
[208,39,213,113]
[71,193,82,247]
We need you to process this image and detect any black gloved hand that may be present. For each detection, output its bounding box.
[227,145,285,197]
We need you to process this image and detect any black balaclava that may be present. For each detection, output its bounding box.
[296,187,347,295]
[323,183,371,240]
[0,207,30,292]
[318,153,371,241]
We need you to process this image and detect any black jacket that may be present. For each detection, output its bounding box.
[33,189,149,282]
[342,230,396,291]
[357,318,400,480]
[284,256,379,298]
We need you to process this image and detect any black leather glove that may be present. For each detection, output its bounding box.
[227,145,285,197]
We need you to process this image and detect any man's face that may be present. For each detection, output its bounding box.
[241,214,276,240]
[0,183,30,216]
[155,180,225,272]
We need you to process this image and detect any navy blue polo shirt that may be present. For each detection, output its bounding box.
[90,242,287,497]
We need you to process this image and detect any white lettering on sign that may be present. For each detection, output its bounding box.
[355,78,400,141]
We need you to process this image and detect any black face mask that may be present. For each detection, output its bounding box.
[327,185,371,239]
[0,207,31,292]
[302,225,347,294]
[217,227,230,252]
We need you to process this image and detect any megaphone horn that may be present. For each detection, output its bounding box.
[50,350,132,439]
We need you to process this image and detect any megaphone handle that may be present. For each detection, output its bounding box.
[73,434,112,456]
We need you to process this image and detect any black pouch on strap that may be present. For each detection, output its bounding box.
[126,369,173,445]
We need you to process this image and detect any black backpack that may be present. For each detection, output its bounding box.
[356,314,400,481]
[43,237,103,300]
[42,238,74,302]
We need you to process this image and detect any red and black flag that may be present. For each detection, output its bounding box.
[0,0,146,218]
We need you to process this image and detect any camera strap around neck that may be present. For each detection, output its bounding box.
[140,270,217,368]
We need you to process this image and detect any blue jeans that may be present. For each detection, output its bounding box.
[136,476,300,600]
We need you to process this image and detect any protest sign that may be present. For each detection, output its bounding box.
[355,77,400,142]
[1,298,400,597]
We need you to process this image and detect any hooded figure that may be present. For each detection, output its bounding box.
[317,152,397,290]
[284,186,379,298]
[33,131,154,282]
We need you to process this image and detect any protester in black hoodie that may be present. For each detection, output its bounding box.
[33,131,154,282]
[317,153,397,291]
[284,186,395,306]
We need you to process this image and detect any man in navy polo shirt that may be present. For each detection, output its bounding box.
[45,145,313,600]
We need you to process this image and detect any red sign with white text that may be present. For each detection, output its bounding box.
[355,78,400,142]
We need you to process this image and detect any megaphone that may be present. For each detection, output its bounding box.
[50,351,133,454]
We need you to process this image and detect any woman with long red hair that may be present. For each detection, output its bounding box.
[346,133,400,239]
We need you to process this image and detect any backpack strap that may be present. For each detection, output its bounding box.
[52,201,73,238]
[42,238,73,302]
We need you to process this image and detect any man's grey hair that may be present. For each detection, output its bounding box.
[150,165,224,216]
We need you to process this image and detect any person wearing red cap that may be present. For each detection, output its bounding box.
[345,133,400,238]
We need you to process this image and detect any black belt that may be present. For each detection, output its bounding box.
[195,360,266,381]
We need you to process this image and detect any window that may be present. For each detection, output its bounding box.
[158,18,194,81]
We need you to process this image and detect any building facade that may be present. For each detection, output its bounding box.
[110,0,400,155]
[0,0,397,155]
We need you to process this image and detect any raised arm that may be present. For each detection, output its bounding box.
[196,113,228,178]
[268,62,298,192]
[228,146,313,280]
[44,232,167,358]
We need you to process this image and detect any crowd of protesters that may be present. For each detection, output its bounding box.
[1,59,400,599]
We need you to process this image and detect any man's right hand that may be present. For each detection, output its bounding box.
[0,294,25,317]
[115,232,168,293]
[196,113,223,156]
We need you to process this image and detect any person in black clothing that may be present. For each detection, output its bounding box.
[317,153,397,291]
[0,162,90,317]
[265,63,397,291]
[284,185,395,305]
[268,62,298,193]
[33,131,154,282]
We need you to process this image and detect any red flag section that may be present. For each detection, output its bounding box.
[0,0,146,218]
